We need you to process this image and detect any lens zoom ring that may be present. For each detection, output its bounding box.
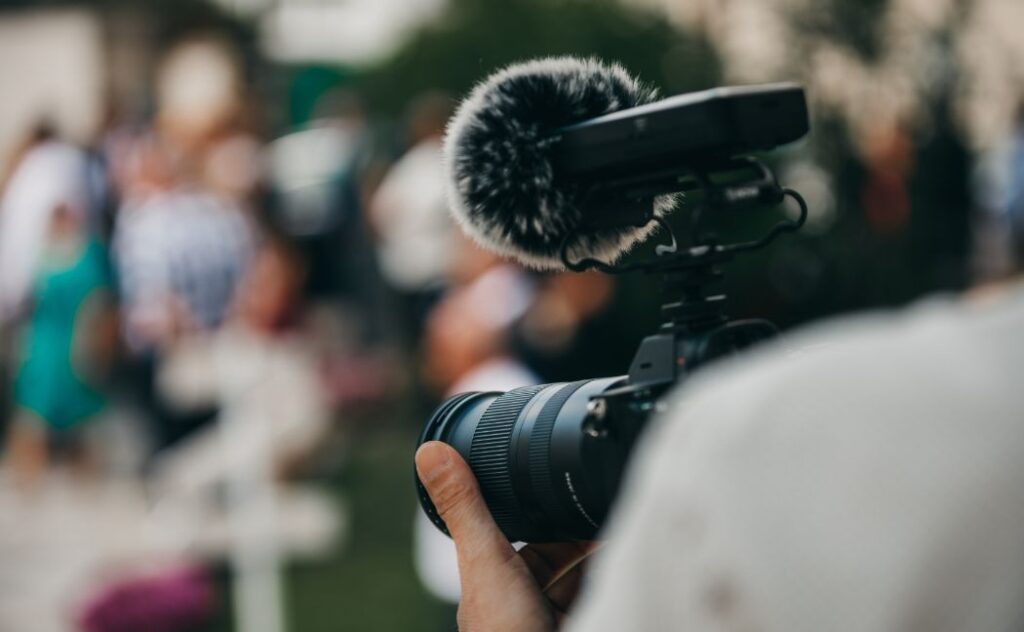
[470,385,545,538]
[528,381,589,533]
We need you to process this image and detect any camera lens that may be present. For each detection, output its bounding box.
[415,376,626,542]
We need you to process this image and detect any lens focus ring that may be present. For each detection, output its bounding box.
[528,380,589,536]
[469,385,546,540]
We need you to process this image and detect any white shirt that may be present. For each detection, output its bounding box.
[569,287,1024,632]
[370,139,453,291]
[0,141,89,321]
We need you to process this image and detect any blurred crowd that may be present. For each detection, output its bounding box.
[0,32,622,632]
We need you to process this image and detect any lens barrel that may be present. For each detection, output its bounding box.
[415,377,625,542]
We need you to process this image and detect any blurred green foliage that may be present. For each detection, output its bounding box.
[355,0,719,116]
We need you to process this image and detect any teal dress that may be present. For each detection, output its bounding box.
[15,239,112,430]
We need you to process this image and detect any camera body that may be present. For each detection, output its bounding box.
[417,82,810,543]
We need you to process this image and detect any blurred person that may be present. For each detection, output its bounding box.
[517,271,615,382]
[202,122,265,206]
[152,235,335,632]
[416,277,1024,631]
[3,196,116,491]
[267,88,369,245]
[971,101,1024,281]
[114,177,256,351]
[0,124,93,322]
[152,37,246,167]
[0,124,71,456]
[861,124,914,236]
[113,155,256,450]
[415,239,537,604]
[420,262,537,399]
[1003,103,1024,264]
[368,92,456,337]
[111,37,259,450]
[266,88,389,346]
[114,37,257,350]
[153,234,330,492]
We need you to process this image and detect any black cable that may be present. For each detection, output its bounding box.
[559,186,808,274]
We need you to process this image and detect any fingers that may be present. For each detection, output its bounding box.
[520,542,598,616]
[415,441,516,569]
[417,442,597,630]
[544,560,586,616]
[518,541,599,590]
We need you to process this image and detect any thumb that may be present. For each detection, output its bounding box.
[415,441,516,568]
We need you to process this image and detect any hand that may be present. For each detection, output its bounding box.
[415,441,596,631]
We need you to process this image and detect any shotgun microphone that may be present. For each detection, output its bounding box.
[443,56,808,270]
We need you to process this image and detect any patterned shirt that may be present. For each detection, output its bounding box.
[113,189,255,352]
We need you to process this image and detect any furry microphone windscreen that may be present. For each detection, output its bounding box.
[444,57,676,270]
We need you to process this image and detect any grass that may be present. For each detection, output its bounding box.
[285,422,457,632]
[212,418,458,632]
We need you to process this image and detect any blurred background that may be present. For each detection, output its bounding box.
[0,0,1023,630]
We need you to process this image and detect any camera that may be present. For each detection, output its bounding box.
[417,82,810,542]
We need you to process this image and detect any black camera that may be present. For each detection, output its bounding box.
[417,82,810,543]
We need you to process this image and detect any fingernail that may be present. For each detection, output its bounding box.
[415,441,452,483]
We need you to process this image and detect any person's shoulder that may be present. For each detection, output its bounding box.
[648,287,1024,458]
[694,289,1019,393]
[569,287,1024,632]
